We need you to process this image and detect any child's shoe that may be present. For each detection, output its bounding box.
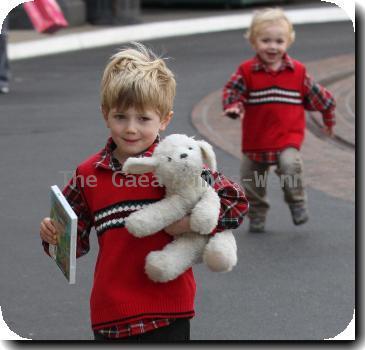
[249,217,265,233]
[290,204,309,225]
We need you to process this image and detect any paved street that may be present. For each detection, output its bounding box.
[0,19,354,340]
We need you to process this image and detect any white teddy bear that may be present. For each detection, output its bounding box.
[122,134,237,283]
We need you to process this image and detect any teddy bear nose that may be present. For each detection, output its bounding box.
[180,153,188,159]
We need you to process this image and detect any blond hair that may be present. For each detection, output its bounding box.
[245,8,295,45]
[101,42,176,119]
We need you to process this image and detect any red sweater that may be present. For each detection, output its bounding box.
[76,152,196,331]
[238,58,306,152]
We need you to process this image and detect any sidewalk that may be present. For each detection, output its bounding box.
[192,54,355,203]
[7,0,332,44]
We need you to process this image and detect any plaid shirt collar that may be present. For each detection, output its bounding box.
[95,135,160,171]
[251,53,295,73]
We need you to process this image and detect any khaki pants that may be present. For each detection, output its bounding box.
[240,148,307,220]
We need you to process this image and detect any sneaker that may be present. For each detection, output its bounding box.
[249,217,266,233]
[290,205,309,225]
[0,86,9,94]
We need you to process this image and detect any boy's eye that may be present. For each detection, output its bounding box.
[114,114,125,120]
[188,147,193,150]
[140,117,150,122]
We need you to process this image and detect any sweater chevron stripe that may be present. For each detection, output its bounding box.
[94,199,158,236]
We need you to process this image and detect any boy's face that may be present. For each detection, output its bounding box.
[103,106,172,163]
[252,22,291,70]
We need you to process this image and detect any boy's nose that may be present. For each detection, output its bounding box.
[126,122,137,133]
[180,153,188,159]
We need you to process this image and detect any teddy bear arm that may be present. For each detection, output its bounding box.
[190,188,221,235]
[125,195,189,237]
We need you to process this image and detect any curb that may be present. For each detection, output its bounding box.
[8,6,350,61]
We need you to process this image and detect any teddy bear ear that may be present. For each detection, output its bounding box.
[197,140,217,172]
[122,157,159,175]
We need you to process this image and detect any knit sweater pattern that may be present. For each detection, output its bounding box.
[240,58,306,152]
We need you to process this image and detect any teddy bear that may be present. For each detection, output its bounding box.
[122,134,237,283]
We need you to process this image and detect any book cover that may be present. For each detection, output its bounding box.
[49,185,77,284]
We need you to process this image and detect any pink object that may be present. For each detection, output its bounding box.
[23,0,68,34]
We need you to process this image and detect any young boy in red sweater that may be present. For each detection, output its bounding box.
[222,8,336,233]
[40,43,248,341]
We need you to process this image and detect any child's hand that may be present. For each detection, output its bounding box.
[323,125,334,137]
[40,217,58,245]
[164,215,194,236]
[223,107,242,120]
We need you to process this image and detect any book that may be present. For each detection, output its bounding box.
[49,185,77,284]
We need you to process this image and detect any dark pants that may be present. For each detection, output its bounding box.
[0,17,9,88]
[94,318,190,342]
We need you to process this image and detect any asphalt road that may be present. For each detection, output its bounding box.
[0,20,355,340]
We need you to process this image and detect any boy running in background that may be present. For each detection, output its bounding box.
[222,8,336,233]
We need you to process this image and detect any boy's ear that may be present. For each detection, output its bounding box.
[159,111,173,132]
[122,157,159,175]
[197,140,217,172]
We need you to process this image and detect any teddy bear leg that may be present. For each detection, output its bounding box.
[203,230,237,272]
[145,233,208,283]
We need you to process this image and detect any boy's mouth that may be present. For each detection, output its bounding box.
[266,52,278,58]
[123,138,140,143]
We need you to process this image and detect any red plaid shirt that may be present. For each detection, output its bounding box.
[223,54,336,164]
[244,150,282,165]
[95,318,175,339]
[44,136,248,339]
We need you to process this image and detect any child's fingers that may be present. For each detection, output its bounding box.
[226,107,239,114]
[44,219,56,233]
[40,221,58,245]
[40,221,54,236]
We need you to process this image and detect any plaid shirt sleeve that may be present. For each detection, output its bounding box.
[63,170,93,258]
[42,169,93,258]
[222,67,247,112]
[202,169,249,234]
[303,73,336,127]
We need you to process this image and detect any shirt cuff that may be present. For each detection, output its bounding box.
[42,240,51,257]
[322,111,336,127]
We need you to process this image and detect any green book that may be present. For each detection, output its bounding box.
[49,185,77,284]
